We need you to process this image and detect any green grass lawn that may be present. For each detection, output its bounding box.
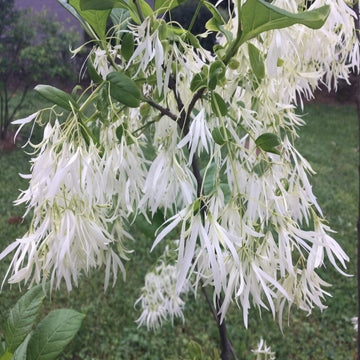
[0,96,358,359]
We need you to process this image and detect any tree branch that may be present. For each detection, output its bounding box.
[143,97,178,121]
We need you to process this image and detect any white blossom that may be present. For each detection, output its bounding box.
[135,262,190,330]
[252,338,276,360]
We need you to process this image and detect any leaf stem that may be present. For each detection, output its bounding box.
[223,1,243,65]
[133,0,145,23]
[188,0,204,34]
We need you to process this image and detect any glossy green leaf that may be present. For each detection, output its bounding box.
[71,0,110,40]
[248,43,265,81]
[34,85,78,111]
[4,285,45,353]
[107,71,141,108]
[239,0,330,44]
[211,92,228,117]
[27,309,84,360]
[255,132,281,155]
[122,32,135,61]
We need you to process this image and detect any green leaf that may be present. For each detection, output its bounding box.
[203,1,223,23]
[27,309,85,360]
[255,132,281,155]
[34,85,78,111]
[208,60,226,90]
[211,127,232,146]
[200,163,217,195]
[205,18,233,45]
[80,0,131,10]
[87,57,103,84]
[190,72,207,93]
[71,0,111,40]
[4,285,45,353]
[182,32,200,49]
[107,71,141,108]
[121,32,135,61]
[239,0,330,44]
[110,8,131,27]
[212,128,226,146]
[204,1,233,44]
[158,21,168,40]
[129,0,153,18]
[253,159,270,177]
[115,124,124,141]
[211,92,228,117]
[247,43,265,81]
[154,0,187,12]
[220,183,231,205]
[79,0,141,24]
[12,333,32,360]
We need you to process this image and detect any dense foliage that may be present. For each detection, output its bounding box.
[0,0,79,138]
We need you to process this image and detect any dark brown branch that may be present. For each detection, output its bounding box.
[182,87,206,133]
[216,296,238,360]
[144,97,178,121]
[168,73,185,115]
[200,281,218,323]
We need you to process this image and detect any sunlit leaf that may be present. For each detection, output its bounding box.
[239,0,330,44]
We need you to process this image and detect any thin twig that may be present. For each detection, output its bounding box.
[200,281,218,324]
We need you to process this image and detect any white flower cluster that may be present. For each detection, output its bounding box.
[135,262,190,330]
[252,338,276,360]
[1,111,146,291]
